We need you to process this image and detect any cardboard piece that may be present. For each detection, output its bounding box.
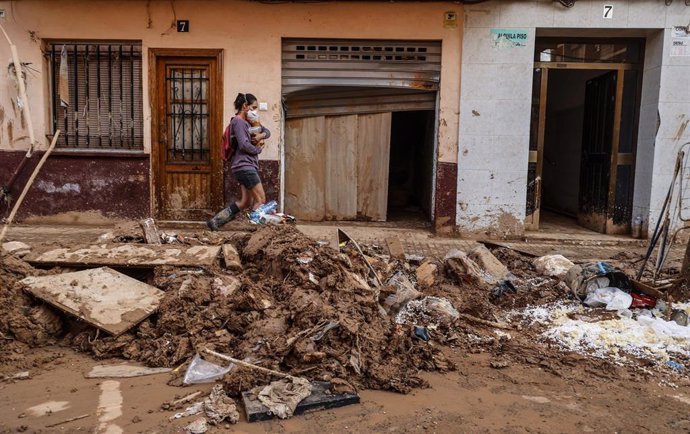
[21,267,165,336]
[24,244,220,268]
[242,381,360,422]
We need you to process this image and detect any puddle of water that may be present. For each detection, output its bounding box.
[97,380,123,434]
[26,401,70,417]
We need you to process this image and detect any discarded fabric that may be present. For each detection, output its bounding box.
[532,255,574,279]
[253,377,313,419]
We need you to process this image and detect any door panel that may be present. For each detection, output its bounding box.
[525,68,547,230]
[153,53,222,221]
[357,112,392,221]
[577,71,617,233]
[285,113,392,221]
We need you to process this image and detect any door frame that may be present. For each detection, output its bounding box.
[526,61,640,233]
[149,48,224,220]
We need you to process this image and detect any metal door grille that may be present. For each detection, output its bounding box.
[165,67,210,162]
[282,39,442,94]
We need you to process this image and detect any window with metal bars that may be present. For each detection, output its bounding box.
[47,41,143,150]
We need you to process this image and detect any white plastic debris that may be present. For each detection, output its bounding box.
[183,354,234,385]
[532,255,575,279]
[583,287,632,311]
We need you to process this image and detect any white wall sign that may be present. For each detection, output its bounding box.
[603,5,613,19]
[671,26,690,57]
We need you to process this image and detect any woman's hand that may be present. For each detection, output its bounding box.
[251,132,266,144]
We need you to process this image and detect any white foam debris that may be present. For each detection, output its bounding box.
[510,302,690,363]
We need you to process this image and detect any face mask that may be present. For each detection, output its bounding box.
[247,109,260,123]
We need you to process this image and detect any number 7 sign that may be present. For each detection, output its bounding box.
[603,5,613,19]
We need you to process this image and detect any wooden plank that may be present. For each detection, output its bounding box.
[357,112,392,221]
[285,116,327,221]
[25,244,220,268]
[325,115,358,220]
[20,267,165,336]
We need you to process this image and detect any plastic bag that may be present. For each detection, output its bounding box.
[532,255,575,279]
[384,272,421,312]
[583,287,632,310]
[183,354,234,385]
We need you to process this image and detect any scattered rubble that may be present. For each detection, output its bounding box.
[533,254,574,279]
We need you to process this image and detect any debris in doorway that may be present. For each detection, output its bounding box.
[183,354,234,385]
[20,267,165,336]
[86,364,172,379]
[533,255,575,279]
[242,381,360,422]
[140,218,162,244]
[24,244,221,268]
[2,241,31,257]
[385,236,405,259]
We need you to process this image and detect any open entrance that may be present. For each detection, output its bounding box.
[281,39,441,224]
[388,110,435,223]
[526,38,643,235]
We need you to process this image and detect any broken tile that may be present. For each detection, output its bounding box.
[21,267,165,336]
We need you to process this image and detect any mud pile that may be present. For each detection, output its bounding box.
[68,226,454,394]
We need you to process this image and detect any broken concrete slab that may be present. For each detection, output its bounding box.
[222,244,242,270]
[21,267,165,336]
[468,245,510,281]
[24,244,221,268]
[86,364,172,379]
[242,381,360,422]
[2,241,31,257]
[140,218,162,245]
[385,237,405,259]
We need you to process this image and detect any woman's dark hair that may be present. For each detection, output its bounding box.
[234,93,258,112]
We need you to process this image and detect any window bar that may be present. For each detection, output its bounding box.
[96,45,102,147]
[85,44,90,147]
[119,45,123,147]
[130,45,134,148]
[193,69,197,159]
[181,69,186,160]
[199,70,204,160]
[169,69,174,160]
[73,44,79,146]
[62,45,69,147]
[108,45,112,147]
[50,44,57,136]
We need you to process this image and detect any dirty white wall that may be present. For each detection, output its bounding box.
[0,0,461,164]
[459,0,690,237]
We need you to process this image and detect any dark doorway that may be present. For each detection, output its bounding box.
[387,110,435,223]
[541,69,614,220]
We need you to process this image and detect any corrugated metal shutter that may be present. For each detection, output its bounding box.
[285,87,436,118]
[282,39,442,94]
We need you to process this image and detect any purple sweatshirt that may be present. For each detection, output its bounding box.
[230,116,271,173]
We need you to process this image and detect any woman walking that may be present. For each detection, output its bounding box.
[207,93,271,231]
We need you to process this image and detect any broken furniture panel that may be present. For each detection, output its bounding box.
[21,267,165,336]
[24,244,220,268]
[242,381,360,422]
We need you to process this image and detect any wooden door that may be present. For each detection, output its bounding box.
[577,71,618,233]
[151,50,223,221]
[285,112,392,221]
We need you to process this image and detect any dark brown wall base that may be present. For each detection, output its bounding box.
[223,160,280,206]
[0,151,150,221]
[434,161,458,233]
